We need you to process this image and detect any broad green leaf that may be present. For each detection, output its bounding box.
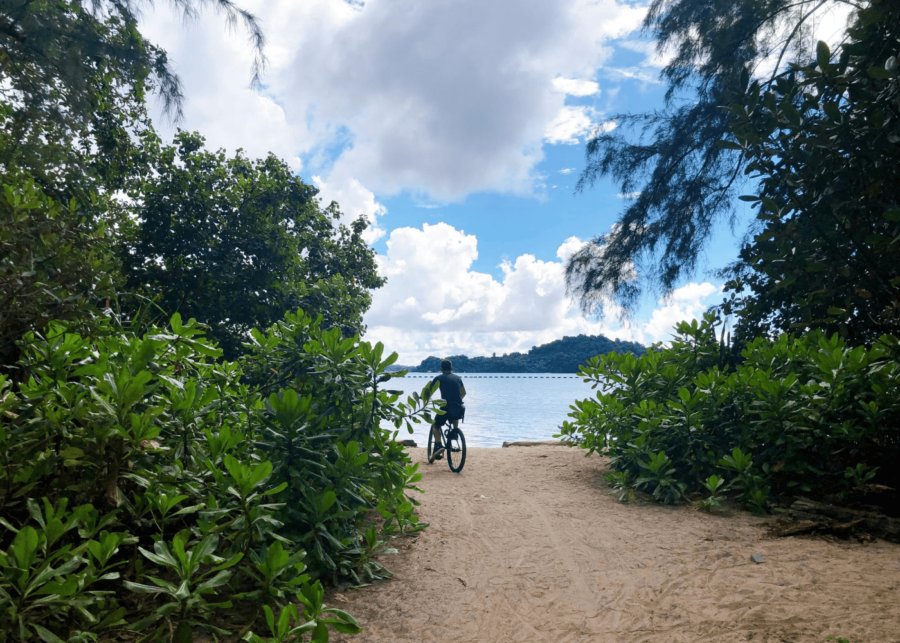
[33,625,66,643]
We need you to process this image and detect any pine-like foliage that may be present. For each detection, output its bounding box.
[568,0,857,315]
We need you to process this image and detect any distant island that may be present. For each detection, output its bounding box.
[395,333,645,374]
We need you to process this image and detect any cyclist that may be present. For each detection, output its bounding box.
[428,359,466,461]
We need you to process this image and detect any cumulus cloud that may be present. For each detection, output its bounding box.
[364,223,722,363]
[558,168,575,175]
[138,6,313,169]
[555,236,588,263]
[289,0,645,199]
[312,174,387,243]
[641,282,722,342]
[552,77,600,96]
[544,106,594,145]
[139,0,646,204]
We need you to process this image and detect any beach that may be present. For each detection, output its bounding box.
[332,445,900,643]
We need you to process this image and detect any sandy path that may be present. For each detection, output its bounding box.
[332,446,900,643]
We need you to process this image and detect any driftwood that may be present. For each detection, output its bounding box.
[501,440,568,448]
[768,498,900,543]
[396,439,417,447]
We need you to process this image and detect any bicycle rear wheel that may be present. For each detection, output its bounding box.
[427,427,436,464]
[446,427,466,473]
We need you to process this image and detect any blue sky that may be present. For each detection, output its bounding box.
[139,0,748,363]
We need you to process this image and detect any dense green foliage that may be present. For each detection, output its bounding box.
[0,179,119,366]
[0,310,436,642]
[561,0,900,516]
[1,6,409,642]
[1,0,156,201]
[567,0,855,314]
[0,0,275,368]
[0,0,263,209]
[0,0,263,129]
[718,1,900,344]
[409,333,645,373]
[558,316,900,510]
[0,0,384,368]
[122,131,384,359]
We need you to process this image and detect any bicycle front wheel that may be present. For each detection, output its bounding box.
[446,427,466,473]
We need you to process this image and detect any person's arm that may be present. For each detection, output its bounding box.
[460,384,466,399]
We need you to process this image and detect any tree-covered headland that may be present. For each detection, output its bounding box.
[0,3,434,641]
[561,0,900,518]
[410,333,645,373]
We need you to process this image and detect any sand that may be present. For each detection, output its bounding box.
[331,445,900,643]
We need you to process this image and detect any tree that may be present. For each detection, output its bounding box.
[0,179,120,366]
[0,0,266,365]
[718,1,900,344]
[122,131,385,357]
[567,0,860,315]
[0,0,265,199]
[410,333,645,373]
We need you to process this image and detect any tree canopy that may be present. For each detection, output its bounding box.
[122,131,385,358]
[410,333,645,373]
[719,1,900,344]
[0,0,264,198]
[0,0,268,365]
[567,0,861,316]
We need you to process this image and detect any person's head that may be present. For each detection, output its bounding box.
[441,359,452,373]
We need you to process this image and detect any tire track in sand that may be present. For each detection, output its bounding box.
[331,446,900,643]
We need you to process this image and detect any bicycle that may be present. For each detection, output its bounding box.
[427,420,466,473]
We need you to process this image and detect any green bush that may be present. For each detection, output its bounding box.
[0,310,435,642]
[0,178,119,368]
[557,315,900,509]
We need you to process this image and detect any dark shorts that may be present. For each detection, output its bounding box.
[435,405,465,427]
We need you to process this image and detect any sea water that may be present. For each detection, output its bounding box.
[379,373,597,448]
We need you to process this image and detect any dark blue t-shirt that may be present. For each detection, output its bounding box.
[431,372,465,417]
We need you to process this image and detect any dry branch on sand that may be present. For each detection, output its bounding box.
[769,498,900,543]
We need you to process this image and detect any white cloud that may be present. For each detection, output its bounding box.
[555,236,587,263]
[364,223,722,363]
[139,0,646,206]
[312,174,387,243]
[618,39,677,70]
[585,118,618,141]
[288,0,644,199]
[139,7,315,168]
[600,66,662,84]
[558,168,575,175]
[364,223,628,361]
[641,282,722,343]
[552,77,600,96]
[544,106,594,145]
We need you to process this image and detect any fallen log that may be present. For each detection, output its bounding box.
[768,498,900,543]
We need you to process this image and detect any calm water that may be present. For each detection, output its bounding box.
[380,373,597,448]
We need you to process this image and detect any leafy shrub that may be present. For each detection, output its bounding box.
[0,178,118,368]
[557,315,900,508]
[0,310,435,642]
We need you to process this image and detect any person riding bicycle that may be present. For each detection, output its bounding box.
[428,359,466,461]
